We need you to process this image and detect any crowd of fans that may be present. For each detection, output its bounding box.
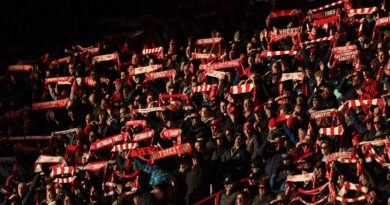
[1,0,390,204]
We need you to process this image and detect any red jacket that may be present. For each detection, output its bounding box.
[359,78,381,100]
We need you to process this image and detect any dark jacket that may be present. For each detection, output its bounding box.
[259,141,283,177]
[337,78,361,101]
[250,194,273,205]
[185,165,209,205]
[219,191,238,205]
[221,145,251,177]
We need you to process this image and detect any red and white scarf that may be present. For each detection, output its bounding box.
[191,53,214,59]
[0,135,52,142]
[150,143,192,162]
[347,99,382,108]
[159,94,188,102]
[83,76,109,87]
[365,144,390,168]
[44,77,73,85]
[300,36,334,45]
[131,106,169,114]
[78,46,99,55]
[114,170,139,179]
[49,57,70,66]
[346,7,377,17]
[160,128,182,144]
[35,155,66,165]
[278,27,302,34]
[333,50,359,62]
[286,172,314,182]
[327,152,354,162]
[142,47,164,59]
[310,108,338,120]
[267,9,301,19]
[312,15,339,27]
[358,139,388,146]
[280,72,304,81]
[125,120,148,130]
[309,9,337,19]
[375,16,390,27]
[199,59,241,71]
[128,146,156,157]
[50,166,74,177]
[90,132,128,151]
[329,183,369,203]
[92,53,119,65]
[293,183,330,205]
[206,70,226,80]
[329,45,360,71]
[332,45,357,53]
[192,84,217,93]
[338,182,368,196]
[143,69,176,83]
[51,128,81,136]
[230,83,257,102]
[160,128,182,139]
[32,99,69,111]
[259,50,297,57]
[8,64,33,73]
[129,64,162,76]
[80,161,108,172]
[230,83,255,95]
[319,125,344,136]
[372,16,390,40]
[132,130,154,142]
[270,32,298,44]
[335,195,369,203]
[311,0,345,12]
[53,176,76,184]
[195,37,222,45]
[297,182,330,195]
[111,143,138,152]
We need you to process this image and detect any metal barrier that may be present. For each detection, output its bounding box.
[193,178,248,205]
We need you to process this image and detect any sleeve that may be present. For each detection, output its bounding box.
[368,81,381,98]
[48,84,58,100]
[283,121,298,145]
[70,82,77,100]
[348,108,367,134]
[361,80,381,99]
[22,174,39,205]
[258,140,272,160]
[337,77,349,95]
[133,158,153,175]
[300,48,310,66]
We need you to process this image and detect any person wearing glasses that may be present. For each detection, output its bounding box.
[250,180,273,205]
[319,141,330,163]
[372,116,390,140]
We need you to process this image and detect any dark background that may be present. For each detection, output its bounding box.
[0,0,177,61]
[0,0,265,65]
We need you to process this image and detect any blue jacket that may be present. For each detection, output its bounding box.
[133,158,169,188]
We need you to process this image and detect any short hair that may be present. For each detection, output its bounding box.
[314,71,323,78]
